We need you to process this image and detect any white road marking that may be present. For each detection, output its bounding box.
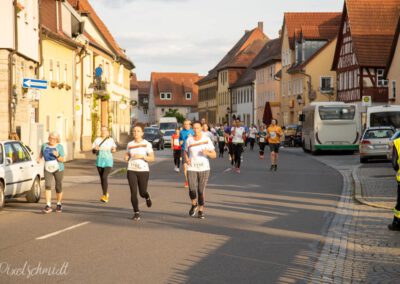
[36,222,90,240]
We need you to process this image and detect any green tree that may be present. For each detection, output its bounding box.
[164,109,185,124]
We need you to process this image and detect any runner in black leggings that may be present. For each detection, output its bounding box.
[231,119,246,173]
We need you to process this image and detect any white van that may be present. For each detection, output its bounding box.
[366,105,400,129]
[300,102,361,154]
[159,117,178,133]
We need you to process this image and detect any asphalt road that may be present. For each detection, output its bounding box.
[0,147,343,283]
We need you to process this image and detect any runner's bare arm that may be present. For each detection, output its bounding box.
[145,152,155,162]
[203,149,216,159]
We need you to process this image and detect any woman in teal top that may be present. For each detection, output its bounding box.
[257,126,268,159]
[92,127,117,203]
[38,132,65,213]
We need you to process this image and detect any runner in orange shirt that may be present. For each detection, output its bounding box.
[267,119,283,171]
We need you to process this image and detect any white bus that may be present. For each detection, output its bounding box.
[300,102,361,153]
[366,105,400,129]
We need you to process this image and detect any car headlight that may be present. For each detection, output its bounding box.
[154,139,160,143]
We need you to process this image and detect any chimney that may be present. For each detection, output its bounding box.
[258,21,264,32]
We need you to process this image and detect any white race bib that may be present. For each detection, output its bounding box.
[173,139,180,146]
[191,158,206,170]
[270,132,277,139]
[219,137,225,142]
[128,159,145,171]
[45,160,59,173]
[259,138,265,143]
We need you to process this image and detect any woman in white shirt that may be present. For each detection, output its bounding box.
[231,119,246,173]
[184,121,217,219]
[125,124,155,221]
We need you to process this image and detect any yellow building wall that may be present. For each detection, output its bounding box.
[388,36,400,104]
[217,70,230,124]
[39,38,75,160]
[280,24,294,126]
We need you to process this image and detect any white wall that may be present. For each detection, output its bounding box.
[17,0,39,62]
[0,1,14,49]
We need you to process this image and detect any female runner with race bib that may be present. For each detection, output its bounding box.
[125,124,155,221]
[184,121,217,219]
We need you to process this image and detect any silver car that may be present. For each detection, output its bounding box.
[163,129,175,148]
[359,127,395,163]
[386,130,400,160]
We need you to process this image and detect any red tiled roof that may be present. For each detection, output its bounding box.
[284,12,342,49]
[252,38,282,69]
[138,81,150,95]
[151,73,201,107]
[68,0,134,69]
[346,0,400,67]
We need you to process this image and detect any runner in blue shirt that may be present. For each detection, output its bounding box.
[179,119,195,188]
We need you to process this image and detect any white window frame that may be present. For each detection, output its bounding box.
[391,80,396,99]
[185,92,192,100]
[377,69,388,87]
[160,92,172,100]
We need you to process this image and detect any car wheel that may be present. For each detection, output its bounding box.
[360,157,368,164]
[0,181,5,210]
[26,177,41,203]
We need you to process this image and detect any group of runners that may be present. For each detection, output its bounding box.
[38,118,283,221]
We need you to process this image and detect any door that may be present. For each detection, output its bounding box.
[3,143,22,196]
[11,142,35,193]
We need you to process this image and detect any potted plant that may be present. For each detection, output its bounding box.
[65,84,71,91]
[58,82,65,89]
[51,81,58,88]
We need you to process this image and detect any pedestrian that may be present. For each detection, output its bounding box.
[38,132,65,213]
[225,123,234,165]
[125,124,154,221]
[184,121,217,219]
[179,119,195,188]
[257,125,268,159]
[248,124,258,151]
[231,119,246,173]
[389,138,400,231]
[92,126,117,203]
[216,125,226,158]
[171,127,181,172]
[267,119,283,171]
[202,123,214,141]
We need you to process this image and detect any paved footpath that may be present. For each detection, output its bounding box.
[303,151,400,283]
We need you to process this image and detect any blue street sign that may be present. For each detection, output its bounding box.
[23,78,48,90]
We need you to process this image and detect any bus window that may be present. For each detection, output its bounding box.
[319,106,355,120]
[370,112,400,129]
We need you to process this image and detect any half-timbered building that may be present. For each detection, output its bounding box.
[332,0,400,104]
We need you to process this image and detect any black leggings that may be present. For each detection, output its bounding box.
[228,143,234,165]
[233,143,243,168]
[396,183,400,211]
[259,143,266,156]
[249,138,255,150]
[173,150,181,168]
[97,167,112,195]
[127,171,150,212]
[218,142,225,157]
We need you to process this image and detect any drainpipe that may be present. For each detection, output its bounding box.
[77,45,89,151]
[9,0,19,135]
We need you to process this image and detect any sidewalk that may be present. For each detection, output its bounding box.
[353,163,397,209]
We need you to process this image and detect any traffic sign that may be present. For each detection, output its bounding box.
[23,78,48,90]
[362,96,372,107]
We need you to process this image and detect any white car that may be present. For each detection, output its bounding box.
[0,140,44,210]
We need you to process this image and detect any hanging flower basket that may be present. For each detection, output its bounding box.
[51,81,58,88]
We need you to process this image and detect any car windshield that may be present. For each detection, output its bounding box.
[370,111,400,128]
[364,129,394,139]
[160,123,177,130]
[164,130,175,136]
[390,131,400,141]
[144,128,158,135]
[319,106,356,120]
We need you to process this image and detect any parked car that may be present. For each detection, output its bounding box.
[359,127,395,163]
[283,125,302,147]
[386,130,400,160]
[144,127,165,150]
[163,129,175,148]
[0,140,44,210]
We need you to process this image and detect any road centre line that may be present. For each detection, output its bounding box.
[36,222,90,240]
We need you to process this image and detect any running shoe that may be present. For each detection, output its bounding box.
[55,204,63,213]
[189,204,198,216]
[146,194,152,208]
[132,212,140,221]
[100,193,109,203]
[236,168,241,174]
[42,205,52,214]
[198,211,205,219]
[184,181,189,188]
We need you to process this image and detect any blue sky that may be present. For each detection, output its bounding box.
[92,0,344,81]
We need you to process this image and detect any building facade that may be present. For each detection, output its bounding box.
[386,17,400,103]
[137,81,150,124]
[197,71,217,125]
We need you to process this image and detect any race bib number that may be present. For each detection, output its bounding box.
[259,138,265,143]
[270,132,277,139]
[45,160,59,173]
[191,158,205,170]
[173,139,180,146]
[128,159,145,171]
[219,137,225,142]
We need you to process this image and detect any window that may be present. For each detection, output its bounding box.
[185,92,192,100]
[392,80,396,99]
[377,69,388,87]
[160,92,172,100]
[143,109,148,115]
[320,77,333,92]
[318,106,356,120]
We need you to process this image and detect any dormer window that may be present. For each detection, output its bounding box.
[160,92,172,100]
[185,92,192,100]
